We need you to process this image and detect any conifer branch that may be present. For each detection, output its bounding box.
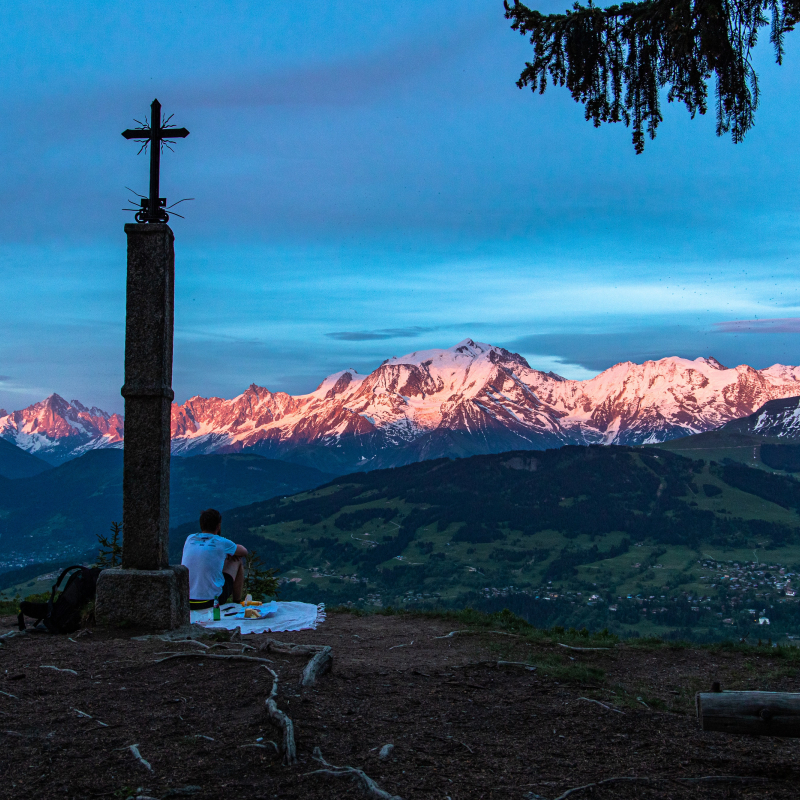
[505,0,800,151]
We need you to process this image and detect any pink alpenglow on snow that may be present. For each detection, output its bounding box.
[4,340,800,470]
[0,393,123,465]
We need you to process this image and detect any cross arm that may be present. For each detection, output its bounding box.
[122,128,151,139]
[121,127,189,139]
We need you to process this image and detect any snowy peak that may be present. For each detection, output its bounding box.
[6,341,800,470]
[313,369,363,400]
[0,394,124,465]
[164,343,800,465]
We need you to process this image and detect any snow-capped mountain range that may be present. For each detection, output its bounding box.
[0,394,124,466]
[4,339,800,472]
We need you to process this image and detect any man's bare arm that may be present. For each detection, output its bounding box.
[233,544,248,558]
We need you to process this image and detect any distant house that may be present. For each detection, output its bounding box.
[759,617,771,625]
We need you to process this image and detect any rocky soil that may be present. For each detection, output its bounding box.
[2,611,800,799]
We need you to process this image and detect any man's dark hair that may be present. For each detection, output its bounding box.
[199,508,222,533]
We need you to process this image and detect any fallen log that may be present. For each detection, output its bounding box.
[301,647,333,687]
[259,639,333,687]
[697,691,800,737]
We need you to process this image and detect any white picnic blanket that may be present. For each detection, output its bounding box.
[190,601,325,635]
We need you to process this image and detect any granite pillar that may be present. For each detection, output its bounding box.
[120,223,174,569]
[95,223,188,630]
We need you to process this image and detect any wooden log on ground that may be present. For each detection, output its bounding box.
[697,691,800,737]
[259,639,333,687]
[301,646,332,687]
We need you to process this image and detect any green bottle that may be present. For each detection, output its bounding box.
[212,599,221,621]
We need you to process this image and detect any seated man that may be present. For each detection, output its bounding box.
[182,508,248,610]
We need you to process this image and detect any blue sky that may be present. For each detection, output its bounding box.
[2,1,799,413]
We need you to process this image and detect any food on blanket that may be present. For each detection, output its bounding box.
[242,600,263,606]
[244,608,261,619]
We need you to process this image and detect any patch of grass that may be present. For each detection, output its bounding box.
[626,635,667,649]
[664,640,691,650]
[23,591,51,603]
[529,652,606,684]
[705,639,800,661]
[0,598,20,615]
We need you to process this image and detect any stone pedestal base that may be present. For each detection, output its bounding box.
[95,565,189,630]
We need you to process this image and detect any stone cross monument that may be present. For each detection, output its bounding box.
[95,100,191,630]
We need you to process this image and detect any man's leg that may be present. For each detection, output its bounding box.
[223,556,245,603]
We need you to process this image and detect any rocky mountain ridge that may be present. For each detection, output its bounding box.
[720,395,800,438]
[3,339,800,470]
[0,394,124,465]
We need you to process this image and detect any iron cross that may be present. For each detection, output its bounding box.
[122,99,189,223]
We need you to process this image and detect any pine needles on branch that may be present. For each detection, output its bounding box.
[505,0,800,151]
[96,522,123,568]
[244,549,279,601]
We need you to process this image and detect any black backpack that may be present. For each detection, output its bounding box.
[17,565,102,634]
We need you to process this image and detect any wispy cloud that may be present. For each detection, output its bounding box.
[326,327,435,341]
[714,318,800,333]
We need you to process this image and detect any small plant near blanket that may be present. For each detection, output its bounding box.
[0,596,21,615]
[244,549,279,600]
[96,521,123,568]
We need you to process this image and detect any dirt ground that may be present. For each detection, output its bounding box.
[2,611,800,800]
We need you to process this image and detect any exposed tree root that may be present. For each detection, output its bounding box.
[263,666,297,765]
[71,707,109,726]
[40,665,77,675]
[576,697,624,714]
[260,639,323,656]
[454,660,535,671]
[210,642,256,652]
[433,629,521,642]
[153,653,272,666]
[153,649,297,764]
[180,639,210,650]
[240,741,279,752]
[533,774,769,800]
[129,743,153,772]
[259,639,333,687]
[306,746,403,800]
[557,643,612,652]
[131,624,210,643]
[433,630,469,639]
[496,660,536,671]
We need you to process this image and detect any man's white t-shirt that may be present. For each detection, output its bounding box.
[182,533,237,600]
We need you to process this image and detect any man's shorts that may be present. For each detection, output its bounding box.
[189,573,234,610]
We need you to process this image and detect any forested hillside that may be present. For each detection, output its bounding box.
[171,446,800,640]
